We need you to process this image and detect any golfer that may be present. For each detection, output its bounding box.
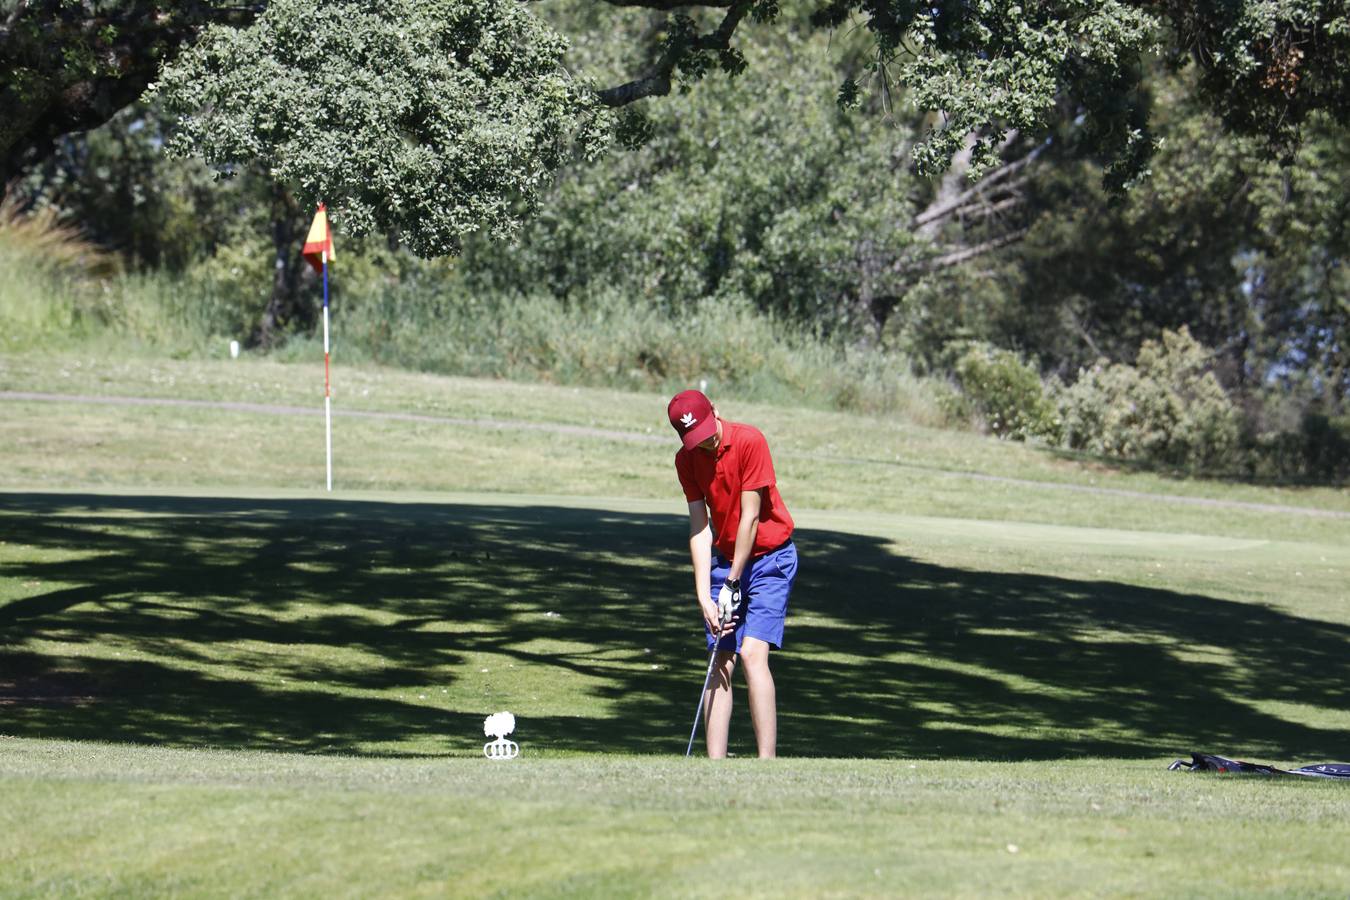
[668,389,797,759]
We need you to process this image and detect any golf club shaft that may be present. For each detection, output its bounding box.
[686,610,733,757]
[685,645,720,757]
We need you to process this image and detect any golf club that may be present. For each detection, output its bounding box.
[685,606,733,757]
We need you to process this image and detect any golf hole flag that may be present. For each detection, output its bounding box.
[302,203,336,273]
[304,203,336,491]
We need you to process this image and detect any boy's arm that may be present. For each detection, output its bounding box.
[727,488,763,584]
[688,501,723,635]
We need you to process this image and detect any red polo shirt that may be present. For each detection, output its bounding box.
[675,419,794,559]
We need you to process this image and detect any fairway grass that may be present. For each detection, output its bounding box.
[4,490,1348,759]
[2,354,1348,548]
[3,353,1349,896]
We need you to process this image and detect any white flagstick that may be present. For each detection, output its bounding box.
[323,249,332,492]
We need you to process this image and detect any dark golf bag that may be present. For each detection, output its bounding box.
[1169,752,1350,779]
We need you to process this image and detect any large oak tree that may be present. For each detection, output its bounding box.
[4,0,1348,255]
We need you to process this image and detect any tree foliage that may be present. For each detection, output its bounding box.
[587,0,1350,185]
[6,0,1350,248]
[0,1,258,181]
[872,1,1159,187]
[997,74,1350,405]
[463,26,919,334]
[1156,0,1350,154]
[17,102,244,270]
[149,0,611,257]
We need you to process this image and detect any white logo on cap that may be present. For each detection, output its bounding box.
[680,412,697,428]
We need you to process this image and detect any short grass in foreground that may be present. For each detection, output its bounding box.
[2,739,1348,897]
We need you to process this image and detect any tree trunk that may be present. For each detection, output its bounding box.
[248,183,309,349]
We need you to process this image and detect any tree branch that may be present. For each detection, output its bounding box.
[4,0,32,31]
[596,0,733,7]
[594,2,750,107]
[893,228,1030,275]
[912,143,1044,230]
[956,193,1024,223]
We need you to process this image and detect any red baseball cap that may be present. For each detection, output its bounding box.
[668,390,718,450]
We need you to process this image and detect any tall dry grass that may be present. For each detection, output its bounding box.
[3,198,953,424]
[1,196,117,347]
[0,195,119,278]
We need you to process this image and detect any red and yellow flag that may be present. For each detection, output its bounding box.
[301,203,336,273]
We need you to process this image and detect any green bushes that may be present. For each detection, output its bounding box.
[951,328,1255,472]
[950,343,1061,442]
[0,198,118,348]
[1247,412,1350,482]
[1059,327,1241,470]
[948,328,1346,480]
[1297,414,1350,480]
[0,198,270,353]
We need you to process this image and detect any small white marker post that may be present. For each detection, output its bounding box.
[483,711,519,760]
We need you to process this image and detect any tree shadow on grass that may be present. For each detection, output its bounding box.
[1,492,1346,760]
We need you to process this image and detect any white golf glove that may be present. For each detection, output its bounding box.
[716,578,742,623]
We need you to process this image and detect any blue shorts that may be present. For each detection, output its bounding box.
[707,541,797,652]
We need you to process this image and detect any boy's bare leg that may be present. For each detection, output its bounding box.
[739,637,776,758]
[703,651,737,758]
